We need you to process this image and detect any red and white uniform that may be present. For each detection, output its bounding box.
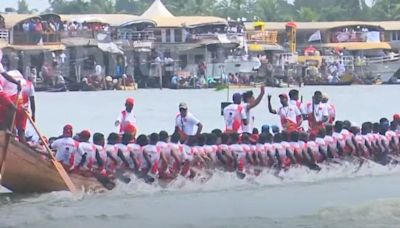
[142,144,161,174]
[277,105,301,133]
[324,135,337,158]
[51,137,79,166]
[116,110,137,133]
[93,144,107,170]
[1,70,35,131]
[305,102,329,136]
[230,144,246,171]
[325,103,336,124]
[74,142,96,170]
[180,144,196,162]
[223,104,247,133]
[105,144,118,171]
[289,100,306,114]
[290,141,303,162]
[306,141,320,163]
[0,63,15,117]
[127,143,142,169]
[273,143,291,168]
[115,143,134,169]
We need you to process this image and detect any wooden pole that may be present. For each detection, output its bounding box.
[0,90,20,172]
[24,110,78,194]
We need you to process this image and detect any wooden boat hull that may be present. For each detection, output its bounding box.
[0,131,105,193]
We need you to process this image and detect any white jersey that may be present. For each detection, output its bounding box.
[142,145,160,169]
[75,142,96,170]
[105,144,118,171]
[289,100,306,114]
[305,103,329,122]
[52,137,78,166]
[242,103,255,134]
[223,104,247,133]
[115,143,134,169]
[175,112,200,136]
[116,110,137,133]
[93,145,107,170]
[181,144,195,162]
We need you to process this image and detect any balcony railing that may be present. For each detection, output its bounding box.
[331,31,383,43]
[116,30,155,42]
[0,29,8,41]
[12,31,61,45]
[246,31,278,44]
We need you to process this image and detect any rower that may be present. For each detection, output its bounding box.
[93,133,107,175]
[268,93,302,133]
[241,86,265,134]
[223,93,247,133]
[72,130,96,173]
[51,124,78,168]
[174,102,203,143]
[1,70,36,143]
[0,51,21,130]
[115,97,137,134]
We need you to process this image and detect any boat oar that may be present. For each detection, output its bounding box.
[0,90,20,172]
[24,110,79,194]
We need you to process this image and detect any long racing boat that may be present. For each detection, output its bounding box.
[0,131,108,194]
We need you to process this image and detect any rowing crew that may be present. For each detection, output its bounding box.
[47,116,400,181]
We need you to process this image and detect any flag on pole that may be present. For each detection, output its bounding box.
[308,30,321,42]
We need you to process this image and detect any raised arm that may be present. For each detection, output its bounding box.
[247,86,265,110]
[267,94,277,114]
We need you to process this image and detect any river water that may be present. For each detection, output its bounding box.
[1,85,400,228]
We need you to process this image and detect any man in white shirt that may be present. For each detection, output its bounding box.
[174,102,203,143]
[242,86,265,134]
[115,97,137,134]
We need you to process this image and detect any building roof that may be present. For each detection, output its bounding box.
[1,14,40,29]
[141,0,174,18]
[244,21,391,31]
[322,42,391,50]
[149,16,227,28]
[60,14,141,27]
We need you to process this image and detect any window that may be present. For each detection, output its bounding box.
[154,29,161,42]
[391,31,400,41]
[166,29,171,43]
[175,29,183,43]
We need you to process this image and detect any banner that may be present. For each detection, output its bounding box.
[308,30,321,42]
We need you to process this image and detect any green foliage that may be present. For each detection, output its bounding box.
[17,0,30,14]
[41,0,400,21]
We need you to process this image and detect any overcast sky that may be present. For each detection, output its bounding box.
[4,0,374,13]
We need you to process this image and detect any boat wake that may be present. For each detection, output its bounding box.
[106,159,400,197]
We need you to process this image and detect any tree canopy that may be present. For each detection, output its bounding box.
[42,0,400,22]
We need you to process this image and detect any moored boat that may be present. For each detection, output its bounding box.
[0,131,107,193]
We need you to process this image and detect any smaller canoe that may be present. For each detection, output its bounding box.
[0,131,107,193]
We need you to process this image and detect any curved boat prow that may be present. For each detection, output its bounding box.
[0,131,106,194]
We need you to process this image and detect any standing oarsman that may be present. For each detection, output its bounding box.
[268,93,302,133]
[242,86,265,134]
[1,70,35,143]
[0,51,21,130]
[223,93,247,133]
[321,94,336,124]
[305,91,329,137]
[115,97,137,135]
[174,102,203,143]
